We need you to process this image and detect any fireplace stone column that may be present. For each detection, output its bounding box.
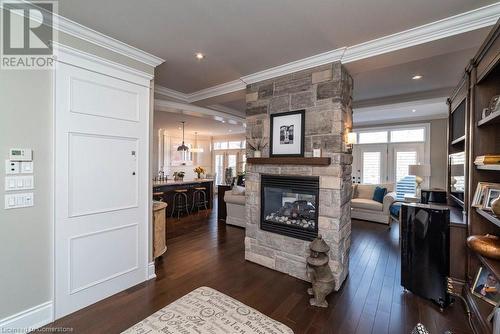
[244,62,353,290]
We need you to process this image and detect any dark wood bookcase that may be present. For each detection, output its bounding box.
[447,19,500,334]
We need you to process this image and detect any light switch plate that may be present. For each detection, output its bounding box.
[4,192,34,209]
[21,161,33,173]
[5,160,20,174]
[5,176,34,191]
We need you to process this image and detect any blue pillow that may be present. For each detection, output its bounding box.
[372,186,387,203]
[390,203,401,217]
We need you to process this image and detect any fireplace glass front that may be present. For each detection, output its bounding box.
[261,175,319,241]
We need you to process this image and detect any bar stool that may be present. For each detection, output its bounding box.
[171,189,190,219]
[153,191,165,202]
[192,187,208,212]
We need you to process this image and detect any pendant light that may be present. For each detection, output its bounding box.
[191,132,204,153]
[177,121,189,152]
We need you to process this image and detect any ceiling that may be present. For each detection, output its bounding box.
[155,110,246,137]
[58,1,498,124]
[353,98,448,126]
[58,0,497,92]
[346,28,489,101]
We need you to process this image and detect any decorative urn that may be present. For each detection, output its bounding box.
[467,234,500,260]
[491,197,500,216]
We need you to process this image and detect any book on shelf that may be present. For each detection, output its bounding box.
[474,155,500,165]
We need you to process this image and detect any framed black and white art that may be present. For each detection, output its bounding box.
[270,110,305,157]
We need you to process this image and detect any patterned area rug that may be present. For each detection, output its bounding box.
[123,286,294,334]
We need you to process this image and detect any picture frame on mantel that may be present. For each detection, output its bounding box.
[270,110,305,157]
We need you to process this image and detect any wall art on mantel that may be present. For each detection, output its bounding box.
[270,110,305,157]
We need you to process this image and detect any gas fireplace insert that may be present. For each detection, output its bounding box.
[260,174,319,241]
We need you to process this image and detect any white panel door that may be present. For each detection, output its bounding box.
[55,60,150,318]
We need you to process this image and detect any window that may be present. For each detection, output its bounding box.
[215,154,224,185]
[362,152,381,184]
[241,153,247,174]
[352,124,429,189]
[356,127,426,144]
[227,154,237,175]
[214,140,245,150]
[358,131,387,144]
[212,138,246,184]
[390,128,425,143]
[228,141,244,149]
[213,141,228,150]
[395,151,417,182]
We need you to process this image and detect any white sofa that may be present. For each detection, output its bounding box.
[224,186,246,228]
[351,183,397,225]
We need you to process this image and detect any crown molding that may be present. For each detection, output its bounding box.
[53,42,154,85]
[240,47,347,85]
[155,99,245,123]
[55,14,165,67]
[2,1,165,67]
[342,2,500,63]
[206,104,245,118]
[154,85,190,102]
[353,98,449,126]
[154,80,245,103]
[353,87,452,109]
[354,113,448,127]
[154,3,499,104]
[188,80,246,102]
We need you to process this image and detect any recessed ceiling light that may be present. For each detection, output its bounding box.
[412,109,416,113]
[412,75,423,80]
[229,129,232,132]
[195,52,205,60]
[178,126,182,130]
[221,120,225,123]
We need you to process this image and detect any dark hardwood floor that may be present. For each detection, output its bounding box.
[44,204,472,334]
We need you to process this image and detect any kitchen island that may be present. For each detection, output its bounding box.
[153,179,214,216]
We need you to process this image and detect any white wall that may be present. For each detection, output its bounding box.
[0,69,53,320]
[0,10,156,323]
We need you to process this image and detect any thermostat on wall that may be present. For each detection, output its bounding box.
[9,148,32,161]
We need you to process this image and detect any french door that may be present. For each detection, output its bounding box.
[213,150,244,185]
[388,143,423,183]
[353,144,388,184]
[353,143,424,185]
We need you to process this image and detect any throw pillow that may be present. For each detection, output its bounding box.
[389,203,401,218]
[232,185,245,196]
[372,186,387,203]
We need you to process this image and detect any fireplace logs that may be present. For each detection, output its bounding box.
[265,200,316,230]
[261,175,319,241]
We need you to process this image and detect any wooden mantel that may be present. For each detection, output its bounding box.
[247,157,331,166]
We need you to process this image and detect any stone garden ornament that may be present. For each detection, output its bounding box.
[306,235,335,307]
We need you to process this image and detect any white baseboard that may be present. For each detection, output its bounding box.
[0,301,53,333]
[148,261,156,279]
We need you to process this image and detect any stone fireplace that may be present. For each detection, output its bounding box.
[245,61,353,290]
